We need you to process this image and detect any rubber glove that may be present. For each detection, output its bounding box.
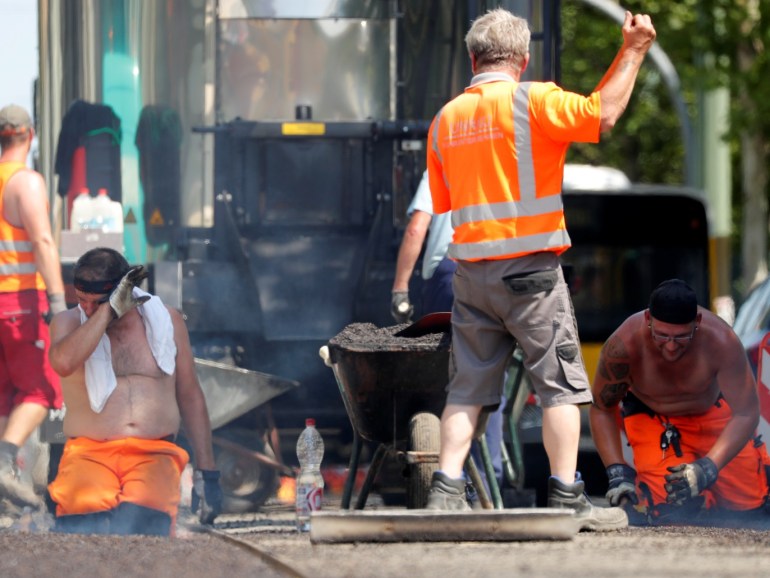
[391,291,413,323]
[664,457,718,504]
[108,266,150,318]
[191,469,223,524]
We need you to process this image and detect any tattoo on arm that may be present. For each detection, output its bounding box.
[600,382,630,408]
[595,334,632,408]
[605,335,629,359]
[610,362,629,380]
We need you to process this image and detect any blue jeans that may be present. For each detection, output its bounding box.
[421,257,456,314]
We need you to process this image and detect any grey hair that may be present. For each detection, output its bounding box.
[465,8,530,71]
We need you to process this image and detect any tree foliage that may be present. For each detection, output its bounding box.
[560,0,686,184]
[561,0,770,292]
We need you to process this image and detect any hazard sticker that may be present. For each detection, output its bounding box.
[149,209,165,226]
[124,208,137,224]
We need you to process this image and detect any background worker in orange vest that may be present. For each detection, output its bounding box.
[0,104,67,510]
[424,8,655,531]
[591,279,770,525]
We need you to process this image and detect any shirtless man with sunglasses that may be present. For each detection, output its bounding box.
[590,279,770,524]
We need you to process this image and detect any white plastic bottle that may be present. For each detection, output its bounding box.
[108,197,124,233]
[70,188,93,232]
[90,188,113,231]
[295,418,325,532]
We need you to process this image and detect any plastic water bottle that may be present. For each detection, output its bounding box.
[90,188,114,231]
[295,418,324,532]
[107,198,124,233]
[70,188,92,231]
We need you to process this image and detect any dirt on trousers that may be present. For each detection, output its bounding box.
[1,510,770,578]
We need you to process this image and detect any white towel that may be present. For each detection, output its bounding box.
[80,288,177,413]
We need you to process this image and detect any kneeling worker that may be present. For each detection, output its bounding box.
[591,279,770,523]
[48,248,222,535]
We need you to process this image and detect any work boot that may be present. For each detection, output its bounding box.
[425,472,471,511]
[547,476,628,532]
[0,442,43,510]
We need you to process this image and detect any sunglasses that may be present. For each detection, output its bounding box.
[648,322,697,344]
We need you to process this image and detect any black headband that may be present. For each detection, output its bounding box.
[73,275,123,294]
[648,279,698,324]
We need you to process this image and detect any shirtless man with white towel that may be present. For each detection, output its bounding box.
[47,247,221,535]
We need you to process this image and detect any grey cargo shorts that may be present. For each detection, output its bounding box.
[447,255,593,408]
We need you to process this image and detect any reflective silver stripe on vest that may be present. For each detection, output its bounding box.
[452,195,564,229]
[0,261,38,276]
[0,239,33,252]
[449,229,571,261]
[431,108,443,160]
[514,82,537,202]
[0,239,37,276]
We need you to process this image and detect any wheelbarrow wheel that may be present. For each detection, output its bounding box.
[214,427,280,513]
[407,412,440,509]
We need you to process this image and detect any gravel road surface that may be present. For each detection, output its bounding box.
[2,505,769,578]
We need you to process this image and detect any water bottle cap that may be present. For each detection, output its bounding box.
[305,418,315,427]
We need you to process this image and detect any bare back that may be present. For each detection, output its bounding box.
[60,308,180,440]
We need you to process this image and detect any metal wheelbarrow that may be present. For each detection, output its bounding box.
[321,317,450,509]
[321,314,504,509]
[191,358,299,511]
[321,313,534,510]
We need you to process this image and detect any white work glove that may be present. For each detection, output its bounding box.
[48,292,68,315]
[44,292,68,324]
[391,291,413,323]
[108,266,150,318]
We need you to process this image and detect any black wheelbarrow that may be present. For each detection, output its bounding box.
[321,317,449,509]
[320,314,506,509]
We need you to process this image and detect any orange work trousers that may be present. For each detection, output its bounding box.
[624,400,770,511]
[48,437,189,522]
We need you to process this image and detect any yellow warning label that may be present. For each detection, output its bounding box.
[282,122,326,136]
[149,209,165,226]
[124,208,137,224]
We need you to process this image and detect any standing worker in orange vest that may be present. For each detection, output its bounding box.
[425,9,655,531]
[0,104,67,510]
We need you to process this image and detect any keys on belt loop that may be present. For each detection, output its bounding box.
[660,422,683,459]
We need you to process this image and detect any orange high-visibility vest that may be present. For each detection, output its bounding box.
[427,72,601,261]
[0,161,47,293]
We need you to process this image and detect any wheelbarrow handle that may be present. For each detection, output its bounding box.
[212,435,296,478]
